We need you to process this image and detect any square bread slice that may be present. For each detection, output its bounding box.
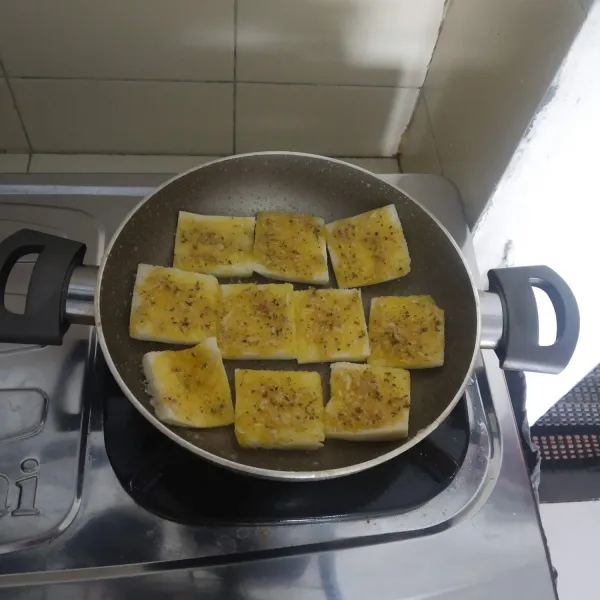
[368,295,445,369]
[325,204,411,288]
[129,264,220,344]
[253,212,329,284]
[173,211,255,277]
[325,363,410,441]
[219,283,296,359]
[294,288,370,364]
[234,369,324,449]
[142,338,234,428]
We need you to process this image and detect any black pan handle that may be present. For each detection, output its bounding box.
[0,229,86,345]
[487,266,579,373]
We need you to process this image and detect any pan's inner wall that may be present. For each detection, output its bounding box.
[99,155,479,473]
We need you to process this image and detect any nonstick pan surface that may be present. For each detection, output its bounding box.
[96,153,480,480]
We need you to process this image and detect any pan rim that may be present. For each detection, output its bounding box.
[95,151,482,481]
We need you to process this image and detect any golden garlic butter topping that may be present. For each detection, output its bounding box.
[174,211,255,277]
[142,338,234,428]
[129,264,220,344]
[326,204,411,288]
[326,363,410,440]
[234,369,324,449]
[253,212,329,284]
[219,283,297,359]
[294,288,370,363]
[368,295,445,369]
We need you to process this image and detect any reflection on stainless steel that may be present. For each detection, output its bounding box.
[0,388,48,443]
[66,265,98,325]
[0,175,556,599]
[0,328,88,556]
[480,291,504,349]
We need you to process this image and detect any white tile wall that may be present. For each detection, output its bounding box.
[415,0,585,224]
[0,153,28,173]
[341,157,400,172]
[237,0,445,87]
[27,154,399,173]
[398,94,441,174]
[0,0,234,81]
[0,79,28,151]
[28,154,223,174]
[11,79,234,154]
[0,0,440,156]
[236,84,419,156]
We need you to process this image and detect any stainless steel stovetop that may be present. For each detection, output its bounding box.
[0,173,556,599]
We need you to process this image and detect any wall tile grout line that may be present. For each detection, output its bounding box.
[235,80,419,91]
[3,74,418,91]
[232,0,238,154]
[22,154,400,174]
[21,152,401,159]
[0,56,33,153]
[420,91,443,176]
[25,152,231,158]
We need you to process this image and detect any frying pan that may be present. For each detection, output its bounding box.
[0,153,580,480]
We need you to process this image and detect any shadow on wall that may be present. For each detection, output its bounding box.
[400,0,585,225]
[0,0,438,156]
[234,0,428,156]
[237,0,434,86]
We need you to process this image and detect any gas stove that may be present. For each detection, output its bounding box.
[0,173,556,599]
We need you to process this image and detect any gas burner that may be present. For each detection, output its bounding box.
[103,369,469,524]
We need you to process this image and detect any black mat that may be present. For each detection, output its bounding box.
[532,364,600,503]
